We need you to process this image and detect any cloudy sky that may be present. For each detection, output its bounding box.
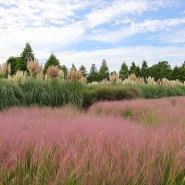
[0,0,185,72]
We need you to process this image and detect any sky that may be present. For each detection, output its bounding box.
[0,0,185,72]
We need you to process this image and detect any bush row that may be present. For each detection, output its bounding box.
[1,79,185,110]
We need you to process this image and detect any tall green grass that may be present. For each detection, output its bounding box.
[137,84,185,99]
[1,78,185,110]
[0,79,25,110]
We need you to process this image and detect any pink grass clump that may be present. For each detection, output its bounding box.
[89,96,185,125]
[0,101,185,184]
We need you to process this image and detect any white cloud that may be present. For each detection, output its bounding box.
[87,18,185,43]
[159,29,185,44]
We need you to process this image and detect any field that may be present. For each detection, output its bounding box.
[0,97,185,184]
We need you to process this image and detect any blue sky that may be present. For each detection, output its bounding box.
[0,0,185,72]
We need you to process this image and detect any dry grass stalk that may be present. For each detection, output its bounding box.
[147,76,156,85]
[8,63,11,75]
[128,74,137,81]
[8,70,27,84]
[109,73,122,83]
[58,70,64,80]
[80,76,87,83]
[0,63,7,75]
[46,65,59,79]
[27,60,40,75]
[68,69,82,81]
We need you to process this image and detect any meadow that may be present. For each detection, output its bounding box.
[0,97,185,185]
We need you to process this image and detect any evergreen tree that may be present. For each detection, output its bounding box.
[129,61,140,76]
[19,42,35,71]
[70,63,77,71]
[171,66,181,81]
[148,61,172,80]
[140,60,149,78]
[79,65,87,77]
[60,65,68,79]
[87,63,98,83]
[119,62,129,80]
[43,54,60,74]
[99,59,109,81]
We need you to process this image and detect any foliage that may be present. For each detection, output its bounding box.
[79,65,87,77]
[82,84,140,109]
[60,65,68,79]
[87,63,99,83]
[98,59,109,81]
[43,54,60,74]
[70,63,77,71]
[137,84,185,99]
[129,61,140,77]
[20,42,35,71]
[0,79,25,110]
[119,62,129,80]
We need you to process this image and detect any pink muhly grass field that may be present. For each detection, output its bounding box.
[0,98,185,184]
[89,96,185,125]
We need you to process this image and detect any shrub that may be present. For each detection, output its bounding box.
[82,85,140,109]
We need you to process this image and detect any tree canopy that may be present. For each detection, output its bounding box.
[43,54,60,74]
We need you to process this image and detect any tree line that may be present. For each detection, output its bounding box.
[1,42,185,83]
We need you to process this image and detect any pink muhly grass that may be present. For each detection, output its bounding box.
[0,103,184,184]
[89,96,185,125]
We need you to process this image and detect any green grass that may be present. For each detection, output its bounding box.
[1,78,185,111]
[137,84,185,99]
[0,79,25,110]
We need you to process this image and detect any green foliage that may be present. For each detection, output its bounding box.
[138,84,185,99]
[99,59,109,81]
[20,42,35,71]
[148,61,172,81]
[82,85,140,109]
[79,65,87,77]
[70,63,77,71]
[119,62,129,80]
[43,54,60,74]
[87,63,99,83]
[140,60,149,79]
[60,65,68,79]
[129,61,140,77]
[7,56,19,75]
[0,79,25,110]
[21,78,84,108]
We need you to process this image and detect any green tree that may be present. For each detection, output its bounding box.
[140,60,149,78]
[87,63,98,83]
[148,61,172,81]
[19,42,35,71]
[43,54,60,74]
[171,66,181,81]
[129,61,140,76]
[79,65,87,77]
[99,59,109,81]
[7,56,21,75]
[70,63,77,71]
[60,65,68,79]
[119,62,129,80]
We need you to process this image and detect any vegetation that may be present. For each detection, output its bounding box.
[0,97,185,184]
